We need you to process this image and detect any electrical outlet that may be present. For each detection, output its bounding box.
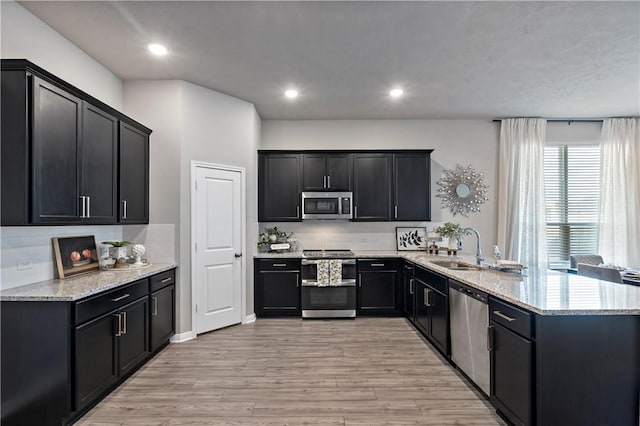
[17,259,32,271]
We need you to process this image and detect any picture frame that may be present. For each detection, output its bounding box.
[396,227,427,251]
[52,235,100,279]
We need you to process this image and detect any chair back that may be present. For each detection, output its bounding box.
[570,254,604,269]
[577,263,623,284]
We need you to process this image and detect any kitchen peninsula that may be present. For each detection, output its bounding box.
[255,250,640,426]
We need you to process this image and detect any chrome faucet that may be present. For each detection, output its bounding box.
[462,227,484,266]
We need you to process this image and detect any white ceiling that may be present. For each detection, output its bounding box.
[19,1,640,120]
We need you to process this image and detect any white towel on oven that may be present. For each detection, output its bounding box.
[329,260,342,286]
[317,260,330,286]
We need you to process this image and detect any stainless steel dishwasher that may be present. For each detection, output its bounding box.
[449,279,490,396]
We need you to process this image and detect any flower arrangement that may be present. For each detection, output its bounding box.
[433,222,464,240]
[257,227,293,248]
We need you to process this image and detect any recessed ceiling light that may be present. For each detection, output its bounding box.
[284,89,299,99]
[148,43,168,56]
[389,88,404,98]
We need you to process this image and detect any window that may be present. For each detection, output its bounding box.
[544,145,600,267]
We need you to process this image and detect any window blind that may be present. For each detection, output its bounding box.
[544,145,600,267]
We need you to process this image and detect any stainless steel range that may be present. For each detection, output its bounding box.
[301,250,356,318]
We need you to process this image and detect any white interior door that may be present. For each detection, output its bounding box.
[194,165,243,334]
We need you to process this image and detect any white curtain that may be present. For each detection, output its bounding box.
[497,118,548,268]
[597,118,640,268]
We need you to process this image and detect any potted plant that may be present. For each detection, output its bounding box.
[101,240,131,261]
[433,222,464,249]
[257,227,293,251]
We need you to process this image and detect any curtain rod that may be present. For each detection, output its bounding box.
[492,118,604,123]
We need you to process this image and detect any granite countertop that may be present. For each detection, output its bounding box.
[255,250,640,316]
[1,263,178,302]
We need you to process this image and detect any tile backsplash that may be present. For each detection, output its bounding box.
[1,225,123,290]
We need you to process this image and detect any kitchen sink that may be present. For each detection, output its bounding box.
[429,260,481,271]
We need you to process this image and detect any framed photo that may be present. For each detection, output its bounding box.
[52,235,99,278]
[396,227,427,251]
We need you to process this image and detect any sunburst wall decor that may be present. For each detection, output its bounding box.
[436,164,489,217]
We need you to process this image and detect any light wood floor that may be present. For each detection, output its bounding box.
[78,318,506,425]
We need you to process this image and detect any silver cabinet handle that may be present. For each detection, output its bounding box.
[296,273,300,288]
[327,175,331,188]
[115,313,122,337]
[86,196,90,218]
[272,263,287,267]
[122,311,127,335]
[354,205,357,218]
[424,288,431,307]
[80,196,86,218]
[161,277,172,283]
[493,310,516,322]
[409,278,414,294]
[371,263,385,267]
[152,296,158,316]
[394,205,398,219]
[111,293,130,302]
[323,175,327,188]
[122,200,128,219]
[358,273,362,288]
[235,253,243,258]
[296,205,300,218]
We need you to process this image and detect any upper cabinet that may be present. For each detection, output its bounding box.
[258,153,301,222]
[353,153,393,221]
[393,153,431,221]
[258,150,432,223]
[1,59,151,226]
[119,122,149,224]
[302,153,351,191]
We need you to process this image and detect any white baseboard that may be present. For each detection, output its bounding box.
[170,330,196,343]
[243,313,257,324]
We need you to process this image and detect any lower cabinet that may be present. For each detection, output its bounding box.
[150,284,176,352]
[357,259,401,316]
[413,267,449,356]
[116,297,150,377]
[254,259,301,317]
[402,262,415,322]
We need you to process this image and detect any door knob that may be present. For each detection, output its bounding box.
[234,253,243,258]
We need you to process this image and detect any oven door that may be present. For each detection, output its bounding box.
[301,285,356,318]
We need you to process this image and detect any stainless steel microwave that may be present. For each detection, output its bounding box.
[301,192,353,220]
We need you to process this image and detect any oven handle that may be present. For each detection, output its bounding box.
[301,279,356,287]
[301,259,356,265]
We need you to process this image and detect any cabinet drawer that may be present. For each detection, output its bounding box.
[257,259,300,271]
[489,297,533,339]
[401,262,415,276]
[415,266,447,294]
[75,279,149,325]
[150,269,175,292]
[358,259,398,271]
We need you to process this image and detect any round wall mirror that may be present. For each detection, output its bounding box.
[436,164,489,217]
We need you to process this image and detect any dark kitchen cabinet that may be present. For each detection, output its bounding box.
[357,259,401,316]
[402,262,416,322]
[414,267,449,356]
[1,59,151,226]
[150,284,176,352]
[489,298,534,426]
[119,122,149,224]
[258,153,302,221]
[353,153,392,221]
[74,312,118,411]
[393,153,431,221]
[254,259,301,316]
[302,153,351,191]
[117,297,150,377]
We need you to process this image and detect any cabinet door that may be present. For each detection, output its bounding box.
[326,154,351,191]
[74,312,118,411]
[258,154,301,221]
[414,279,430,337]
[353,154,392,221]
[31,77,81,223]
[150,284,175,352]
[393,153,430,221]
[81,103,118,223]
[427,286,449,355]
[119,122,149,224]
[117,297,150,377]
[255,270,300,316]
[490,321,533,426]
[302,154,327,191]
[357,271,399,315]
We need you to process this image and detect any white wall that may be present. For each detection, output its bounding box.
[261,120,500,256]
[0,1,126,290]
[0,1,123,109]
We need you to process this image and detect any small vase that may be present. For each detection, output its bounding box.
[448,237,459,250]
